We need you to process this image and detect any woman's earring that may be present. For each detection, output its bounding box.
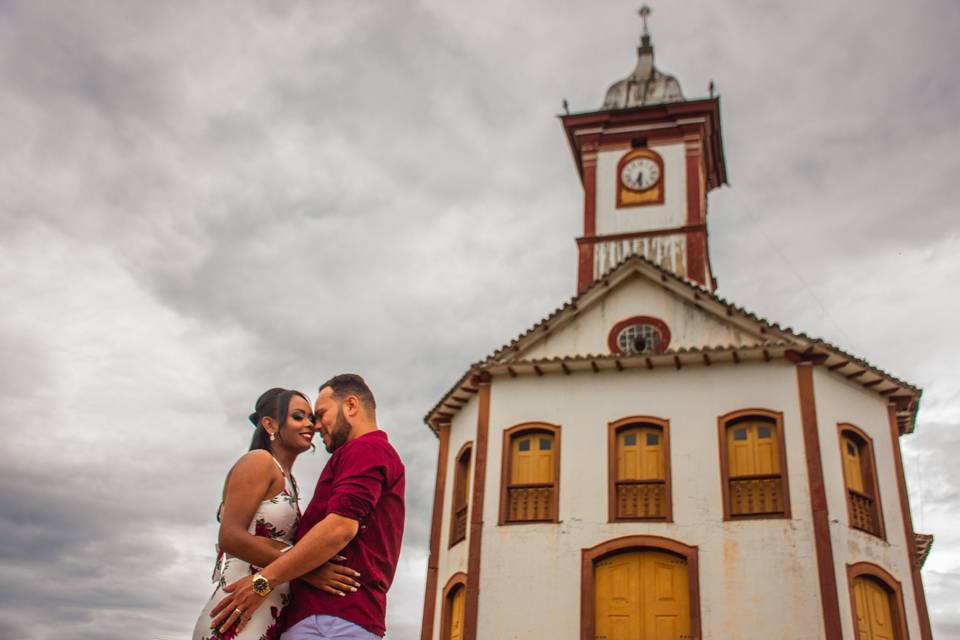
[269,432,276,441]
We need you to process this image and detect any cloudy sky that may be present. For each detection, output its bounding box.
[1,1,958,638]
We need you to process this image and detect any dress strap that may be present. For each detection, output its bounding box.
[269,455,285,475]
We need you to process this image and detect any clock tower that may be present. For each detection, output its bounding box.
[561,6,728,293]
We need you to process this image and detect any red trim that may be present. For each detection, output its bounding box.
[580,535,701,640]
[577,224,707,244]
[420,423,451,640]
[578,148,598,292]
[462,381,490,640]
[582,148,597,236]
[560,97,728,191]
[887,404,933,639]
[607,316,671,355]
[795,363,843,640]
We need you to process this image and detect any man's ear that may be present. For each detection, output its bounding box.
[343,395,361,418]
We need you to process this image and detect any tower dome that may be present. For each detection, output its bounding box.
[602,5,684,109]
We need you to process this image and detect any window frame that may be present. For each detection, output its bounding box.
[847,562,909,640]
[607,316,672,356]
[580,535,702,640]
[838,423,886,540]
[448,441,473,548]
[717,408,791,521]
[498,422,561,526]
[607,416,673,522]
[440,571,468,640]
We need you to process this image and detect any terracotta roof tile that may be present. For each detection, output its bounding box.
[425,254,922,432]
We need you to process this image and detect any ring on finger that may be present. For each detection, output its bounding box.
[234,608,243,616]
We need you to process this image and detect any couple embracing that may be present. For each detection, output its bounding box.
[192,374,405,640]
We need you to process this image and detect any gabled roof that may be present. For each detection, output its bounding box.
[425,254,922,435]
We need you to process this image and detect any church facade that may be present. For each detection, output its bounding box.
[419,12,933,640]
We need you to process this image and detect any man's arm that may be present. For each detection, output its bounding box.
[262,512,358,585]
[208,513,359,634]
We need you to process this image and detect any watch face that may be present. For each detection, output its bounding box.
[620,157,660,191]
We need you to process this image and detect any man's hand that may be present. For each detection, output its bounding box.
[209,575,265,635]
[302,555,361,596]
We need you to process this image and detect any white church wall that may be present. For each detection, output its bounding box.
[812,368,921,640]
[474,362,823,640]
[595,141,688,236]
[431,394,477,639]
[519,275,763,361]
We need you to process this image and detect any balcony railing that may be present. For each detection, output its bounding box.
[506,483,554,522]
[615,479,667,519]
[451,504,467,544]
[848,489,880,536]
[729,474,784,516]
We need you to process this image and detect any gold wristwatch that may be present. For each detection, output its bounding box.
[252,573,273,597]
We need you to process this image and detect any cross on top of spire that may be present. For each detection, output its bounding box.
[638,4,653,50]
[639,4,651,36]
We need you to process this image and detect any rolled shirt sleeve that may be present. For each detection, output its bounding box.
[325,442,387,523]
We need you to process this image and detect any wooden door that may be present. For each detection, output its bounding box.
[595,550,690,640]
[447,585,465,640]
[852,577,897,640]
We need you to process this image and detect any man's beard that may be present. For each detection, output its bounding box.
[325,407,352,453]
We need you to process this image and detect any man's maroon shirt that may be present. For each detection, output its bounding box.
[285,430,405,637]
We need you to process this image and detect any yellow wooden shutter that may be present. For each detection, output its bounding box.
[595,550,691,640]
[448,585,465,640]
[727,421,779,477]
[727,420,783,516]
[512,434,553,483]
[842,436,866,494]
[507,432,554,521]
[852,577,897,640]
[618,427,664,481]
[616,426,667,519]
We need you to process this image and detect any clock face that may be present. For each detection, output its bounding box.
[620,157,661,191]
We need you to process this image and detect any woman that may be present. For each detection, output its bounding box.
[193,388,361,640]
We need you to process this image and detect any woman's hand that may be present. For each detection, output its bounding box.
[301,555,361,596]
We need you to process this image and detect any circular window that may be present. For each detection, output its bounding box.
[608,316,671,355]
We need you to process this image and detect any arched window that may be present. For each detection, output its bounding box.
[718,409,790,520]
[847,563,908,640]
[449,442,472,547]
[839,424,885,539]
[581,535,701,640]
[608,316,671,355]
[440,572,468,640]
[608,417,672,521]
[499,422,561,524]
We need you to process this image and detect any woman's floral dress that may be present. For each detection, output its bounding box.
[192,464,300,640]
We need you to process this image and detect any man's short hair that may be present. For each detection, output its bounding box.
[319,373,377,413]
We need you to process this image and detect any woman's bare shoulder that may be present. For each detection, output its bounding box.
[227,450,280,481]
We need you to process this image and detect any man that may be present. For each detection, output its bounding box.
[212,374,406,639]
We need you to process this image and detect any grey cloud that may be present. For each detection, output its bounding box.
[1,1,958,638]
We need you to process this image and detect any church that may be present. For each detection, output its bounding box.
[418,8,934,639]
